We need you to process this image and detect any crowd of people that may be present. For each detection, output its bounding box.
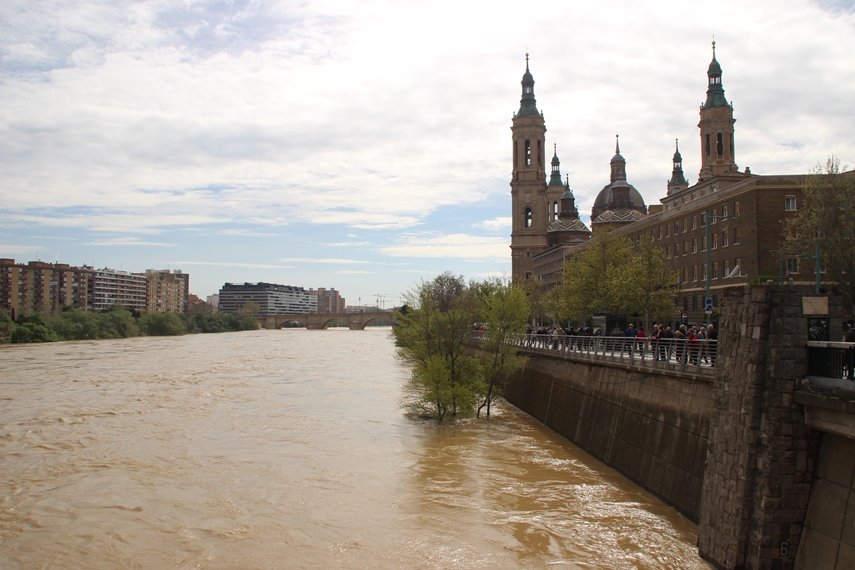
[521,322,719,367]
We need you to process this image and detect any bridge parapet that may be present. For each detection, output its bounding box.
[258,312,396,330]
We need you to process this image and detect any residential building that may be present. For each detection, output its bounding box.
[310,287,346,314]
[92,268,147,312]
[0,259,95,318]
[141,269,189,314]
[218,282,318,314]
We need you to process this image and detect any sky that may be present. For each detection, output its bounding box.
[2,0,855,306]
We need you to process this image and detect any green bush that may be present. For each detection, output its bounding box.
[139,312,186,336]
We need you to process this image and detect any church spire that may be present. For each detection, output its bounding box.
[610,135,627,182]
[549,144,564,186]
[518,53,539,117]
[667,138,689,194]
[703,40,729,109]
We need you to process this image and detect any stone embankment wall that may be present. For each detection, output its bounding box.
[503,353,712,520]
[503,284,851,569]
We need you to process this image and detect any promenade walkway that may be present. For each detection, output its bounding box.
[503,333,718,377]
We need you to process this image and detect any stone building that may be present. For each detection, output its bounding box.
[520,44,809,323]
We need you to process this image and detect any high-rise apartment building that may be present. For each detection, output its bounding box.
[141,269,189,314]
[0,259,95,318]
[92,268,148,312]
[310,288,346,314]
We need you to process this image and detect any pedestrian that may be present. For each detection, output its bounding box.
[707,324,718,366]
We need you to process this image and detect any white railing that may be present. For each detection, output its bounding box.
[474,332,717,376]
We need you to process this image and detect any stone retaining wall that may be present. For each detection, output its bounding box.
[504,354,712,520]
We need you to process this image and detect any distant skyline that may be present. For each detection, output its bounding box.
[3,0,855,302]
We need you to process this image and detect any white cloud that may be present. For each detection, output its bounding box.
[474,217,512,231]
[280,257,373,264]
[84,238,174,246]
[381,233,510,262]
[170,261,295,269]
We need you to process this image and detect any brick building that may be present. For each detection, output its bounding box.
[141,269,189,314]
[0,259,95,318]
[310,287,346,314]
[520,45,810,324]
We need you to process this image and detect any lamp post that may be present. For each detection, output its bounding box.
[798,244,822,294]
[704,208,739,325]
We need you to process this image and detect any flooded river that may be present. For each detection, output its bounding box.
[0,329,710,569]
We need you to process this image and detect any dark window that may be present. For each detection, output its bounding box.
[716,133,723,156]
[705,134,711,156]
[525,141,531,167]
[525,208,532,228]
[537,140,542,166]
[514,141,518,168]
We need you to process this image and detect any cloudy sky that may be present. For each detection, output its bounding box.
[2,0,854,304]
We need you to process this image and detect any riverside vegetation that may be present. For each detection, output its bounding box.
[393,273,531,420]
[0,304,258,344]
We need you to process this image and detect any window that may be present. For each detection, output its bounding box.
[692,238,697,253]
[667,245,672,259]
[787,258,799,274]
[658,227,662,239]
[705,133,711,156]
[675,243,680,256]
[692,266,698,282]
[711,208,717,223]
[734,227,741,244]
[722,205,728,217]
[674,222,679,234]
[702,236,707,251]
[701,212,706,227]
[525,272,531,280]
[785,196,797,211]
[525,208,532,228]
[666,225,670,237]
[553,201,558,217]
[723,231,729,247]
[537,140,542,166]
[712,233,718,249]
[514,142,519,167]
[683,218,688,232]
[691,192,696,201]
[734,201,740,217]
[702,263,707,281]
[713,262,719,279]
[716,132,724,156]
[692,216,697,230]
[683,267,689,283]
[683,241,688,256]
[525,140,531,167]
[723,260,730,278]
[735,258,742,276]
[692,296,698,311]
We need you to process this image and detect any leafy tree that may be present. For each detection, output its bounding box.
[240,301,261,316]
[473,278,530,417]
[784,157,855,318]
[138,312,186,336]
[554,229,634,323]
[0,309,15,343]
[11,313,58,343]
[619,234,680,330]
[394,272,483,420]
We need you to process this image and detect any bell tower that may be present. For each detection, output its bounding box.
[698,41,738,181]
[510,54,549,281]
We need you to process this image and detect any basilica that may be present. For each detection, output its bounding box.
[510,46,809,325]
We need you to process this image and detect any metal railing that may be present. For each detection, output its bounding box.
[501,334,718,376]
[807,341,855,380]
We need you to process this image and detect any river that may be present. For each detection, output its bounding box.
[0,328,711,569]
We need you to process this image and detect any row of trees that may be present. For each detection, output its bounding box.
[393,274,530,420]
[0,305,259,343]
[536,231,679,330]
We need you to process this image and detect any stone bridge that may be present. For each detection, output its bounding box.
[258,311,396,330]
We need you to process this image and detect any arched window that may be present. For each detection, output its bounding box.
[730,133,734,158]
[525,141,531,167]
[716,133,723,156]
[553,201,558,217]
[513,141,518,168]
[705,134,711,157]
[525,208,532,228]
[537,140,542,166]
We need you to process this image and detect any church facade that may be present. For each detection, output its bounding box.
[512,46,809,324]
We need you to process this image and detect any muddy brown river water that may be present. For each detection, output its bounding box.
[0,328,711,569]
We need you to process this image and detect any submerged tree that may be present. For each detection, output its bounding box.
[394,273,482,420]
[783,157,855,319]
[472,278,530,417]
